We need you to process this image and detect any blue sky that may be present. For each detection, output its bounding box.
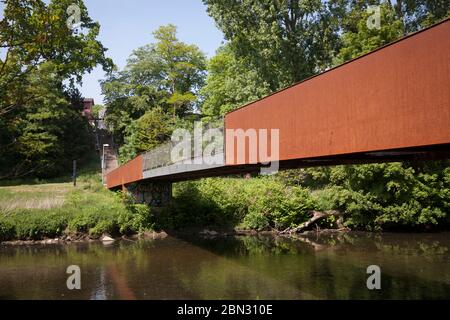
[80,0,225,104]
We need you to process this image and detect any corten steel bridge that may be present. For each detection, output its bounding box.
[106,20,450,207]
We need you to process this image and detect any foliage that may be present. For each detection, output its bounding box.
[101,24,207,152]
[0,0,113,115]
[0,171,155,241]
[336,3,404,63]
[92,104,104,119]
[201,45,271,118]
[278,161,450,231]
[201,0,450,118]
[203,0,344,91]
[160,177,316,231]
[1,63,92,178]
[0,0,112,179]
[118,107,174,163]
[117,203,155,235]
[341,0,450,36]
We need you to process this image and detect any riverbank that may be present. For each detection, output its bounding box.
[0,170,155,243]
[1,160,449,243]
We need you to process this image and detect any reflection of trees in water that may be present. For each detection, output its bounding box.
[0,233,449,299]
[230,232,450,299]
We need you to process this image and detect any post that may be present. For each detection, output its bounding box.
[102,144,110,186]
[72,160,77,187]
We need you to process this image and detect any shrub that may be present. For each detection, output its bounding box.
[167,177,317,231]
[118,204,154,234]
[243,212,270,231]
[89,220,119,238]
[0,218,15,241]
[12,210,68,240]
[309,162,450,231]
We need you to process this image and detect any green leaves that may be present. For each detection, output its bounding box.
[101,24,207,160]
[306,162,450,231]
[203,0,342,90]
[201,44,271,118]
[0,0,112,179]
[119,107,173,163]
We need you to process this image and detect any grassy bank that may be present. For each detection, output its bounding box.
[1,161,449,242]
[0,171,154,242]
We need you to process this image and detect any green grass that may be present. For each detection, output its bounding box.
[0,170,154,241]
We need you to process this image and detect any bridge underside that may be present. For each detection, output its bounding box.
[108,143,450,189]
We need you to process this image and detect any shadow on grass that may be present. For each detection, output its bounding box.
[0,148,102,187]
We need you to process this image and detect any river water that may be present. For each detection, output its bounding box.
[0,232,449,300]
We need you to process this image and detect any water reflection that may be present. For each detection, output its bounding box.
[0,232,448,300]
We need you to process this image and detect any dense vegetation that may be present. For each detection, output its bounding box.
[145,1,449,232]
[100,24,206,163]
[0,0,112,179]
[162,161,450,232]
[0,168,154,242]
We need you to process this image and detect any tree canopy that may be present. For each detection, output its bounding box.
[0,0,112,178]
[101,24,207,162]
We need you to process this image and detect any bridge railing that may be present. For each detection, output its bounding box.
[142,119,224,172]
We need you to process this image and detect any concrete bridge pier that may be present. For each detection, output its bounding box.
[126,181,172,207]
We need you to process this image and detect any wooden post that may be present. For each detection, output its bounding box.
[72,160,77,187]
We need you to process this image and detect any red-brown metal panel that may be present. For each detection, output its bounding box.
[225,20,450,165]
[106,155,143,189]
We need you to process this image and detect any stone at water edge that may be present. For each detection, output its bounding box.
[200,229,219,236]
[101,235,115,242]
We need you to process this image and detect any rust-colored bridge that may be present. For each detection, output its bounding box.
[106,19,450,194]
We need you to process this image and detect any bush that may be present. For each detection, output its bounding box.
[12,210,68,240]
[0,218,15,241]
[118,204,154,234]
[243,212,270,231]
[166,177,317,231]
[89,220,119,238]
[308,161,450,231]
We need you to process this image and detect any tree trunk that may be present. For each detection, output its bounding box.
[280,210,344,234]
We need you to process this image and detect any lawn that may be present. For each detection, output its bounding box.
[0,171,154,242]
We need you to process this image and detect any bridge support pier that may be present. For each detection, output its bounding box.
[126,181,172,208]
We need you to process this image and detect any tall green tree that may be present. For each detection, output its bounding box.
[0,0,113,115]
[201,45,271,118]
[203,0,345,91]
[101,24,207,157]
[0,0,113,178]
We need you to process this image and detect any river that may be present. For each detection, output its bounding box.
[0,232,449,300]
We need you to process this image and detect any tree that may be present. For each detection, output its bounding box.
[336,1,449,62]
[201,45,271,118]
[385,0,449,33]
[119,108,174,163]
[336,2,404,63]
[203,0,345,91]
[101,24,207,151]
[0,62,91,178]
[0,0,113,179]
[0,0,113,115]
